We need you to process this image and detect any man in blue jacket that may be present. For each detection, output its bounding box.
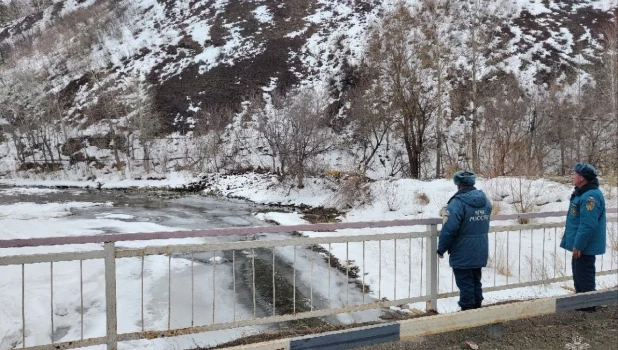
[437,171,491,311]
[560,162,606,303]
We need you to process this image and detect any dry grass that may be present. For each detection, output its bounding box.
[549,251,566,278]
[487,236,513,277]
[491,200,502,215]
[608,222,618,252]
[416,191,430,205]
[526,256,550,285]
[525,251,566,285]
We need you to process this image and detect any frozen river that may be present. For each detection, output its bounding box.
[0,186,376,350]
[0,186,270,229]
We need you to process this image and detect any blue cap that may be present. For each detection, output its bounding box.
[573,162,597,181]
[453,170,476,186]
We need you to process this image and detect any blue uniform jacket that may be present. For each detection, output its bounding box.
[560,180,606,255]
[437,187,491,269]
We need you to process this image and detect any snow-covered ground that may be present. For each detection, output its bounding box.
[0,174,616,349]
[243,174,617,310]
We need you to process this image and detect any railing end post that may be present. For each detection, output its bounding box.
[425,224,439,313]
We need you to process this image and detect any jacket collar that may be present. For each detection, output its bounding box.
[571,178,599,199]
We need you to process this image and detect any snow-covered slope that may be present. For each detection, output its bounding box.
[0,0,616,180]
[1,0,613,124]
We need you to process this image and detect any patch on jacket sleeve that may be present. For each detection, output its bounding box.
[443,209,450,224]
[571,203,578,216]
[586,196,596,211]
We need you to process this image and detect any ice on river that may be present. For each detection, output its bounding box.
[0,196,267,349]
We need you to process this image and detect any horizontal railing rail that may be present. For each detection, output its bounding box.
[4,210,615,249]
[0,209,616,350]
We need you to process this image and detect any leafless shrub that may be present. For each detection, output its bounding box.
[378,180,401,211]
[331,173,371,209]
[506,177,545,224]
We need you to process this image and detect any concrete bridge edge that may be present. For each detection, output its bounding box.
[221,288,618,350]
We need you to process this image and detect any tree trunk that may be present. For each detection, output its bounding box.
[108,123,122,171]
[411,148,421,179]
[403,132,418,178]
[297,165,305,188]
[143,143,151,173]
[11,132,25,163]
[470,4,480,173]
[42,128,55,167]
[435,72,443,178]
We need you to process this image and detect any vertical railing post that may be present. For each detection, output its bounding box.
[425,224,439,312]
[104,242,118,350]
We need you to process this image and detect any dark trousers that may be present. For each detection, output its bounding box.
[453,268,483,310]
[572,255,596,293]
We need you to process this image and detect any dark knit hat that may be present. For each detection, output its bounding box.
[573,162,597,181]
[453,170,476,186]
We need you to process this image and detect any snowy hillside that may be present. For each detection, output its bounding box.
[0,0,616,181]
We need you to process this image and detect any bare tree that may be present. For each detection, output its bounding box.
[420,0,456,178]
[287,90,333,187]
[40,92,71,164]
[590,22,618,174]
[256,89,333,187]
[1,105,29,164]
[366,3,438,179]
[451,0,508,173]
[348,84,395,175]
[576,86,616,171]
[601,22,618,117]
[482,75,530,176]
[125,78,162,174]
[256,91,291,177]
[192,105,234,172]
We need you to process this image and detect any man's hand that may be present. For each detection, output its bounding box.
[438,254,444,259]
[573,247,582,259]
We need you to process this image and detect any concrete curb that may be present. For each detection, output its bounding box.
[221,289,617,350]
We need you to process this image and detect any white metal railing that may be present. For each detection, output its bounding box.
[0,209,616,350]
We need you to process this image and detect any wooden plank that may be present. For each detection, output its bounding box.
[290,323,399,350]
[398,298,556,339]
